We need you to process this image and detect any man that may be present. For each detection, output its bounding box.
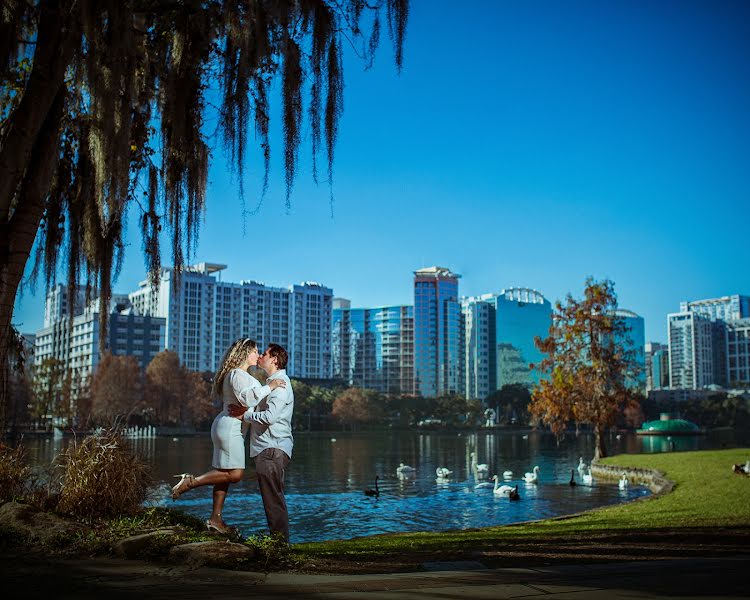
[228,343,294,542]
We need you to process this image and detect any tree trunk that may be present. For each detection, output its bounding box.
[0,1,75,220]
[593,423,608,461]
[0,86,67,430]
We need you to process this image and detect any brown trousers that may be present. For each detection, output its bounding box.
[254,447,290,542]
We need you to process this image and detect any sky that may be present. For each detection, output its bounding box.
[12,0,750,343]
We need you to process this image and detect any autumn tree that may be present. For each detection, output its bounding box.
[529,278,641,460]
[145,349,213,426]
[184,369,214,427]
[89,353,144,426]
[144,350,182,425]
[0,0,409,429]
[332,387,383,430]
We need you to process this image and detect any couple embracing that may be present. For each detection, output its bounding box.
[171,339,294,543]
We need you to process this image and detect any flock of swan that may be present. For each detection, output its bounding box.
[365,454,635,499]
[371,453,547,501]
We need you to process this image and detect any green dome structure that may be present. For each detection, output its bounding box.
[637,413,703,436]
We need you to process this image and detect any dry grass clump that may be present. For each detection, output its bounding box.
[0,442,31,503]
[55,430,152,519]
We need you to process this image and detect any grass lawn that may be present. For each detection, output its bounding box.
[293,448,750,569]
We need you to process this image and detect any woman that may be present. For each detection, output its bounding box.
[170,338,286,533]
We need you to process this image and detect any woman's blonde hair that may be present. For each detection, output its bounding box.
[212,338,258,396]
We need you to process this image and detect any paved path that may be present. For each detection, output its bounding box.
[2,554,746,599]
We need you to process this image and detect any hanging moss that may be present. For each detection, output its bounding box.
[2,1,408,352]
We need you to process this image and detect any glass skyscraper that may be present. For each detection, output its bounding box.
[462,288,552,399]
[494,289,552,390]
[414,267,462,398]
[332,301,414,394]
[612,309,646,391]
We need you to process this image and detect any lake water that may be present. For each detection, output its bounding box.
[22,428,749,543]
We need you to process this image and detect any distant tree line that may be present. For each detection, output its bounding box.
[10,344,748,433]
[641,392,750,430]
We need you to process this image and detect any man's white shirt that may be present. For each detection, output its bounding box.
[242,369,294,459]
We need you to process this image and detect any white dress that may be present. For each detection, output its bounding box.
[210,369,271,469]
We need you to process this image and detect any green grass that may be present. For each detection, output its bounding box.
[294,448,750,560]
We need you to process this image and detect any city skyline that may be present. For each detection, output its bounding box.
[12,0,750,344]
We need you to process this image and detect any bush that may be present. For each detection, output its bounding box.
[0,442,31,503]
[244,532,296,571]
[55,429,152,519]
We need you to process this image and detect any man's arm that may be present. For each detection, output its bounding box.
[242,385,290,425]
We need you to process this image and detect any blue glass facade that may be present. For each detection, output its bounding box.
[492,289,552,390]
[651,349,668,390]
[613,310,646,391]
[414,267,463,397]
[332,304,414,394]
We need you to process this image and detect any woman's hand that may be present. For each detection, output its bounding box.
[268,378,287,390]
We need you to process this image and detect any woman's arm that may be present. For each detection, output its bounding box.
[229,370,268,409]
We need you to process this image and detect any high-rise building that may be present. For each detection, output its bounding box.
[727,318,750,385]
[129,263,333,377]
[34,291,166,384]
[332,302,414,394]
[43,284,89,327]
[461,297,494,400]
[679,295,750,322]
[668,312,715,389]
[461,288,552,400]
[494,289,552,390]
[613,309,646,391]
[414,267,463,397]
[645,342,669,391]
[668,294,750,389]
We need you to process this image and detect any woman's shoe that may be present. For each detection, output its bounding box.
[171,473,195,500]
[205,519,236,534]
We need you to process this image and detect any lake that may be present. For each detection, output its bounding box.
[22,428,749,544]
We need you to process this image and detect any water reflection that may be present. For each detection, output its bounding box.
[19,428,749,544]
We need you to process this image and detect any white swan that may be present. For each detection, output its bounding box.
[396,463,416,476]
[436,467,453,479]
[492,475,516,496]
[502,470,513,480]
[618,474,629,489]
[577,457,586,474]
[470,452,489,476]
[582,468,593,485]
[523,465,540,484]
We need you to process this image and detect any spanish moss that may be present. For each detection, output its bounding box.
[0,1,408,402]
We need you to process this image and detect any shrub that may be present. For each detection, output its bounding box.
[0,442,31,503]
[244,532,296,571]
[55,429,152,519]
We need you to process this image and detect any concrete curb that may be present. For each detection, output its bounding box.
[590,461,674,495]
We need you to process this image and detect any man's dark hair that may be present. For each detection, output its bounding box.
[267,343,288,370]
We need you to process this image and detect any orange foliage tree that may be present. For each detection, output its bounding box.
[145,350,213,427]
[529,278,641,460]
[89,353,144,426]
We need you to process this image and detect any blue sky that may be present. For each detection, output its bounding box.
[13,0,750,343]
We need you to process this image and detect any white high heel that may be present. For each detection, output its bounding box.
[171,473,195,500]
